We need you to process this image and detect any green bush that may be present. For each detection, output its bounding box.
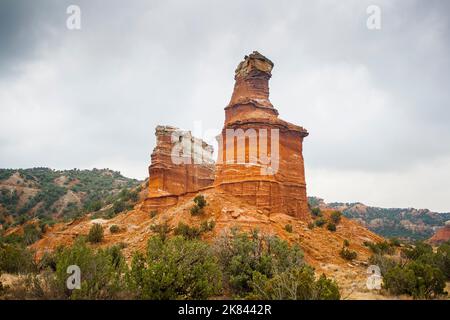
[326,223,336,232]
[389,237,401,247]
[150,211,158,218]
[285,224,293,233]
[368,254,398,275]
[53,240,126,299]
[435,241,450,280]
[401,241,433,260]
[330,211,342,224]
[383,261,446,299]
[193,195,206,209]
[365,241,395,255]
[37,251,57,272]
[311,207,321,217]
[339,243,357,261]
[23,224,43,245]
[113,200,126,214]
[87,223,104,243]
[190,195,206,215]
[200,220,215,233]
[215,230,304,295]
[174,222,201,240]
[126,236,222,299]
[109,225,120,234]
[149,222,170,241]
[307,222,315,229]
[250,266,340,300]
[0,244,36,274]
[315,217,326,227]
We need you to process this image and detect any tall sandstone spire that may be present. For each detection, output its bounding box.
[215,51,310,219]
[144,52,310,220]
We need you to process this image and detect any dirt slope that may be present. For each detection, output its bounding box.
[30,188,386,298]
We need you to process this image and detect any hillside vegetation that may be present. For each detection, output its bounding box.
[309,197,450,241]
[0,168,142,232]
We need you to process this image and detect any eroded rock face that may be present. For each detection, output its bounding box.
[215,51,309,220]
[429,221,450,245]
[145,52,310,220]
[144,126,215,211]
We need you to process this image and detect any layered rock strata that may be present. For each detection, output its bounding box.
[214,51,309,219]
[144,126,215,211]
[145,52,309,220]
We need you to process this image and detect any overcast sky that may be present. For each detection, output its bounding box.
[1,0,449,211]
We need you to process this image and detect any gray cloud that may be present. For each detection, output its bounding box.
[0,0,449,211]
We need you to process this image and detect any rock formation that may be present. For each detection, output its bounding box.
[144,126,215,212]
[428,221,450,245]
[214,51,309,219]
[144,52,310,220]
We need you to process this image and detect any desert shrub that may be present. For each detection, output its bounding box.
[50,240,126,299]
[389,237,401,247]
[200,220,215,233]
[401,241,433,260]
[109,225,120,234]
[285,224,293,233]
[193,194,207,209]
[339,242,357,261]
[307,222,315,229]
[85,200,103,212]
[126,236,222,299]
[314,217,326,227]
[105,245,126,270]
[365,241,395,255]
[326,223,336,232]
[383,261,446,299]
[150,210,158,218]
[330,211,342,224]
[0,244,36,274]
[368,254,398,275]
[37,251,58,272]
[435,241,450,279]
[340,248,357,261]
[129,190,139,202]
[311,207,321,217]
[190,196,206,216]
[251,266,340,300]
[23,224,43,245]
[174,222,201,240]
[112,200,126,214]
[214,230,304,295]
[190,205,201,216]
[149,222,170,241]
[87,223,104,243]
